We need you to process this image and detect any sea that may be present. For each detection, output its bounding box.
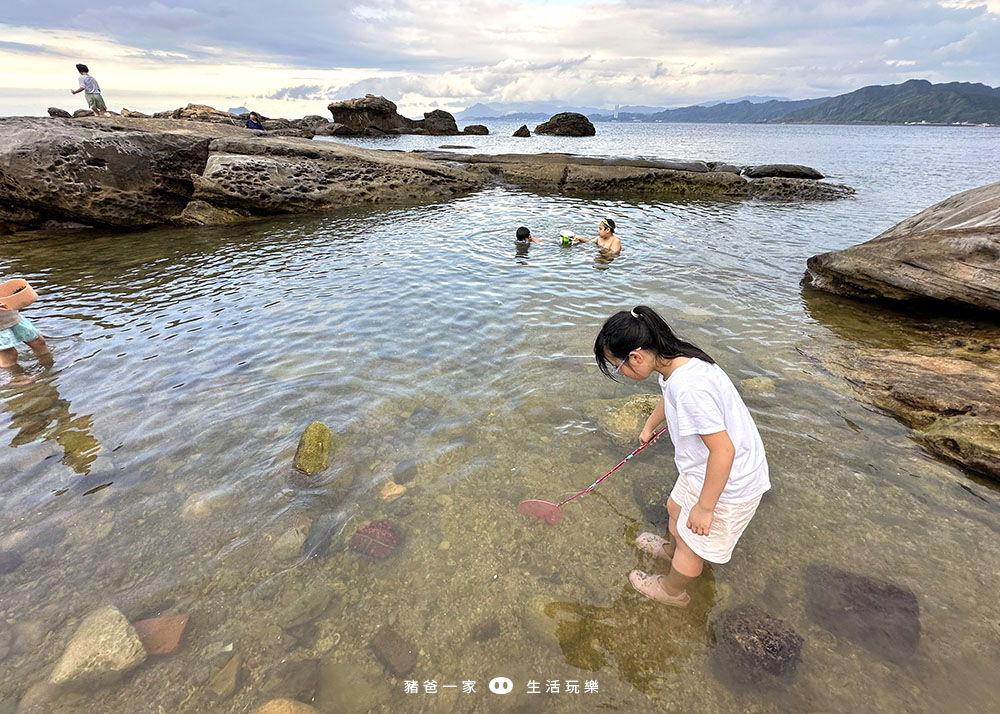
[1,120,999,713]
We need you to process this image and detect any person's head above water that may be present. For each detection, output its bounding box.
[599,217,616,235]
[593,305,715,380]
[515,226,531,241]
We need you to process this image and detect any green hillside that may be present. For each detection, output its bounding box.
[779,79,1000,124]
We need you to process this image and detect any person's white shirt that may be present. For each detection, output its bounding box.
[658,358,770,503]
[78,75,101,94]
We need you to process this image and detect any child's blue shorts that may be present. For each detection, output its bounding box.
[0,316,40,350]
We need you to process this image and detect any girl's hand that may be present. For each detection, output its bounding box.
[639,425,656,446]
[686,503,714,536]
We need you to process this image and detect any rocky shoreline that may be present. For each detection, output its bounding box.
[804,180,1000,481]
[0,109,851,235]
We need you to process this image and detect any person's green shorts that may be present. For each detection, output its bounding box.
[85,92,107,112]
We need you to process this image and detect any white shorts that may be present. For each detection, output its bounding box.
[669,472,763,564]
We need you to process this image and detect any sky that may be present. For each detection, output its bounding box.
[1,0,999,118]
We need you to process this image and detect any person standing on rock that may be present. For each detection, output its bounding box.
[593,305,770,607]
[573,217,621,254]
[70,64,111,116]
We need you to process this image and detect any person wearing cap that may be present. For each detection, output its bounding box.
[515,226,542,244]
[574,218,621,254]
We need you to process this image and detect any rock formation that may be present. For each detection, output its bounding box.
[326,94,460,135]
[513,124,531,137]
[805,180,1000,311]
[0,116,481,232]
[417,151,852,201]
[462,124,489,135]
[744,164,824,179]
[534,112,596,136]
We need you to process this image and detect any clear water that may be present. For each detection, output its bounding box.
[2,122,1000,714]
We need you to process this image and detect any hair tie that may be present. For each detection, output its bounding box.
[630,309,639,318]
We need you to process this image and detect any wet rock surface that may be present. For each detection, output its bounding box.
[744,163,824,179]
[48,606,147,690]
[804,563,920,663]
[534,112,596,136]
[711,604,804,684]
[348,520,404,559]
[369,625,418,676]
[293,421,331,475]
[803,343,1000,479]
[418,151,852,201]
[806,179,1000,311]
[132,615,188,655]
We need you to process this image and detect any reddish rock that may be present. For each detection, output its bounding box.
[133,615,189,655]
[370,626,417,676]
[349,520,403,559]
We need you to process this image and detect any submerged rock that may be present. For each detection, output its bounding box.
[251,699,320,714]
[806,179,1000,311]
[349,520,403,559]
[711,604,803,684]
[207,653,243,700]
[276,585,333,631]
[804,563,920,662]
[48,606,147,690]
[534,112,596,137]
[293,421,332,475]
[132,615,188,655]
[585,393,662,446]
[369,626,418,676]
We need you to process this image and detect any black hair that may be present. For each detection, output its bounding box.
[594,305,714,380]
[515,226,530,241]
[76,64,89,73]
[600,217,616,234]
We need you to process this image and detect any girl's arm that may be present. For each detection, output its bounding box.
[639,397,666,445]
[686,429,735,536]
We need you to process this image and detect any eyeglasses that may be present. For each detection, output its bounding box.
[612,348,640,375]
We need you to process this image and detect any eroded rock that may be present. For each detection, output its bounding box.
[711,604,803,684]
[745,163,823,179]
[534,112,596,137]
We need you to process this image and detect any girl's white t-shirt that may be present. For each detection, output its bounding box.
[658,358,770,503]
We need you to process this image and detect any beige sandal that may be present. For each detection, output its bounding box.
[635,531,674,561]
[629,569,690,608]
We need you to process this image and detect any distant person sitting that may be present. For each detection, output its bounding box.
[245,112,264,130]
[515,226,542,244]
[574,217,621,253]
[70,64,111,116]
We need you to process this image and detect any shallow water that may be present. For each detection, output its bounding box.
[2,123,1000,713]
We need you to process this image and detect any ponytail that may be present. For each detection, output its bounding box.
[593,305,714,379]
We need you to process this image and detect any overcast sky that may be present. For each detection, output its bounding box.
[2,0,998,118]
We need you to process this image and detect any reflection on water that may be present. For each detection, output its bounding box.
[2,124,1000,714]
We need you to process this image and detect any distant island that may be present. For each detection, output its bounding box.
[458,80,1000,126]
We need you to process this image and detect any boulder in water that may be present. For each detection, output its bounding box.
[48,606,147,690]
[744,163,824,179]
[513,124,531,137]
[804,563,920,662]
[711,604,803,685]
[462,124,489,135]
[534,112,596,137]
[294,421,332,475]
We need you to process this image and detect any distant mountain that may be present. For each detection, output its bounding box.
[455,101,616,120]
[593,98,828,123]
[779,79,1000,124]
[227,105,250,115]
[698,95,791,107]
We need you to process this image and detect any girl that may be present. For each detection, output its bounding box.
[0,306,50,375]
[594,305,769,608]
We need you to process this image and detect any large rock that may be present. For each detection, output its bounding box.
[804,564,920,663]
[463,124,489,135]
[419,109,459,136]
[187,136,480,221]
[513,125,531,137]
[711,604,803,683]
[417,151,852,201]
[48,606,147,690]
[534,112,596,137]
[47,107,71,118]
[744,163,823,179]
[174,103,240,124]
[294,420,332,474]
[327,94,417,134]
[804,344,1000,479]
[806,180,1000,311]
[0,116,216,229]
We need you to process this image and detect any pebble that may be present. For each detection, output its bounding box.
[438,540,450,551]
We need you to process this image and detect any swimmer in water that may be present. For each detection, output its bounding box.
[574,217,621,254]
[515,226,543,244]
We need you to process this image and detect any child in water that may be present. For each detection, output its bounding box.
[574,217,620,253]
[515,226,542,243]
[593,305,769,607]
[0,303,50,375]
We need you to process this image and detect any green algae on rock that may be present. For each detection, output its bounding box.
[294,421,332,475]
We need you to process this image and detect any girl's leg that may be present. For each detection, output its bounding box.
[0,347,17,368]
[663,497,703,595]
[26,335,50,356]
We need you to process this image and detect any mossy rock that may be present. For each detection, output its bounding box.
[294,421,332,475]
[584,393,662,446]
